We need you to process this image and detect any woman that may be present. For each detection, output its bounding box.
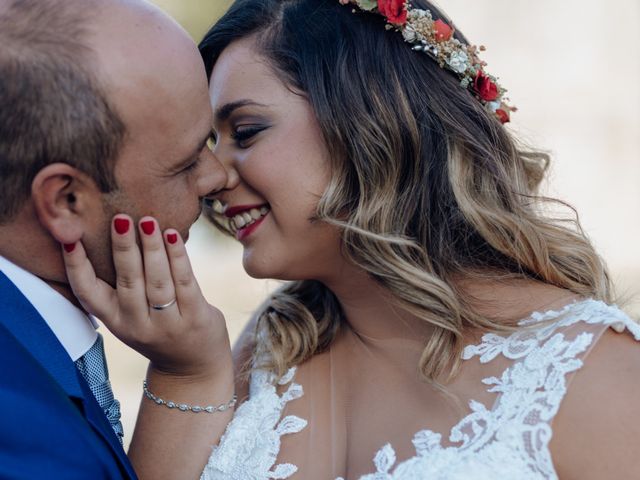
[65,0,640,478]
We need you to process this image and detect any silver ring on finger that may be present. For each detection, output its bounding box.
[149,298,177,310]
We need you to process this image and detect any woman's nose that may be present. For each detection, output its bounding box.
[213,146,240,192]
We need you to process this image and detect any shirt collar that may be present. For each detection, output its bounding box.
[0,255,98,361]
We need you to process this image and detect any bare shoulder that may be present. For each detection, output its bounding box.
[550,325,640,478]
[231,316,259,404]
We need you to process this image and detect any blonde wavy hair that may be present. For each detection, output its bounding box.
[200,0,611,383]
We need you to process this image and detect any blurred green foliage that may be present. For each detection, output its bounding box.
[150,0,233,42]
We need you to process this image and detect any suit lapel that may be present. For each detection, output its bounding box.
[0,271,136,478]
[0,272,83,397]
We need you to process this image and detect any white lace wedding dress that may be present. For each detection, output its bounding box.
[201,300,639,479]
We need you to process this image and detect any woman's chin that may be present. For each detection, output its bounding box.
[242,257,300,282]
[242,253,277,280]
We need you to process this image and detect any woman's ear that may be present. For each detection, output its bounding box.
[31,163,103,245]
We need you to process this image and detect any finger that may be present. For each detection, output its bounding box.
[61,241,119,326]
[138,217,177,314]
[163,229,204,316]
[111,214,148,321]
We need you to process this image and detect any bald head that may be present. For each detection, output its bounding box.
[88,0,200,91]
[87,0,212,164]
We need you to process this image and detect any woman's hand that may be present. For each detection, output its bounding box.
[62,214,231,379]
[63,214,236,478]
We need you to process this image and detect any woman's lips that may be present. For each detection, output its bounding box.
[225,204,271,241]
[224,203,266,218]
[235,212,268,241]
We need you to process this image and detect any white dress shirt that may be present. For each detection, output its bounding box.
[0,255,98,361]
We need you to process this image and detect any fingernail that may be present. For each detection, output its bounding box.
[114,218,130,235]
[167,233,178,245]
[63,243,76,253]
[140,220,155,235]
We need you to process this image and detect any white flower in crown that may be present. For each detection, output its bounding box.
[446,50,469,74]
[402,25,418,43]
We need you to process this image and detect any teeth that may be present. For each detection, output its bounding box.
[235,215,246,228]
[229,206,270,230]
[209,199,226,214]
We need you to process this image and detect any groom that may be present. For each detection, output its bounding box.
[0,0,226,477]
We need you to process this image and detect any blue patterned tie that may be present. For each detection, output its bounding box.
[74,333,124,444]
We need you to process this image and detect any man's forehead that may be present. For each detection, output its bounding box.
[90,9,208,135]
[115,95,211,174]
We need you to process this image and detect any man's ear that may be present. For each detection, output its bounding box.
[31,163,104,244]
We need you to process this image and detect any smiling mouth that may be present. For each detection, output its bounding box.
[227,205,270,232]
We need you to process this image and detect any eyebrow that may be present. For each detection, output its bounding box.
[215,100,268,122]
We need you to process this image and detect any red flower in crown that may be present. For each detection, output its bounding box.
[473,70,499,102]
[433,19,453,41]
[496,108,510,124]
[377,0,408,25]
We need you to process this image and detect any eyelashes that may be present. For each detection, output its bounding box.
[183,160,199,172]
[208,124,269,150]
[230,125,268,148]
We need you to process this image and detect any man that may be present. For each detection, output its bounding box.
[0,0,227,477]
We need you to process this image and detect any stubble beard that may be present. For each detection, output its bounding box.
[89,188,136,288]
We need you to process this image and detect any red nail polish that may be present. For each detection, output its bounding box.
[167,233,178,245]
[63,243,76,253]
[140,220,155,235]
[114,218,130,235]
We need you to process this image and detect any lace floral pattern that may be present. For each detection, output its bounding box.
[355,300,640,479]
[201,367,307,480]
[202,300,639,479]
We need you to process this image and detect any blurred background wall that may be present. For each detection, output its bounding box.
[104,0,640,447]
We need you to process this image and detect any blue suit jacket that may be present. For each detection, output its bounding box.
[0,271,137,479]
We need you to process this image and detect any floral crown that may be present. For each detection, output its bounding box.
[339,0,515,123]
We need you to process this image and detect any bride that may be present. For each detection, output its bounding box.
[64,0,640,478]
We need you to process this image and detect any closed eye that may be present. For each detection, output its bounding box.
[231,125,268,148]
[182,158,199,172]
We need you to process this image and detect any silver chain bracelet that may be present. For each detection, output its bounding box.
[143,380,237,413]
